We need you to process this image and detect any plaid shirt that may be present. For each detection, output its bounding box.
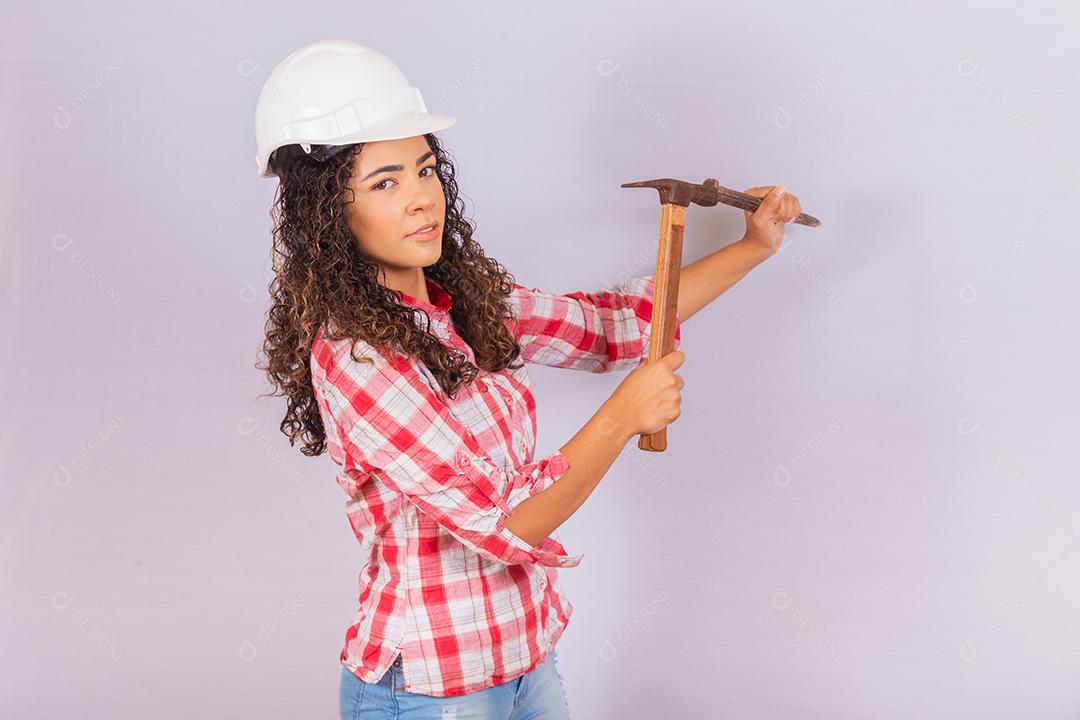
[310,273,682,697]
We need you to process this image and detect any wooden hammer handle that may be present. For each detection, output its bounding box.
[638,202,685,452]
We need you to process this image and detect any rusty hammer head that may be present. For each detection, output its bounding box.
[621,178,722,207]
[623,176,820,227]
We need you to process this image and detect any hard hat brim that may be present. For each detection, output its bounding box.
[257,112,456,178]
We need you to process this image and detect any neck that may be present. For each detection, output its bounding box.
[381,267,428,303]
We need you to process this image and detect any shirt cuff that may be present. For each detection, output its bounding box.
[501,451,583,568]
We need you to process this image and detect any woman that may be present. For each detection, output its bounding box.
[255,40,799,719]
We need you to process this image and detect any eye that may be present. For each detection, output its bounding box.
[371,165,437,191]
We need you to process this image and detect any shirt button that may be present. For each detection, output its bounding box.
[456,452,471,467]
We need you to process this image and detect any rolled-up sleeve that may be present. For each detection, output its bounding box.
[313,339,583,568]
[508,274,682,373]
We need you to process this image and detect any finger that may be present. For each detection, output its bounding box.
[785,196,802,222]
[786,197,803,222]
[743,187,770,221]
[663,350,686,369]
[753,185,785,221]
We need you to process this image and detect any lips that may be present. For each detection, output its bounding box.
[408,221,439,237]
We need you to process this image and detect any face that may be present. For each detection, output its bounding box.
[344,135,446,284]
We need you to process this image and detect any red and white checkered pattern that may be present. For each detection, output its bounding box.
[311,273,681,697]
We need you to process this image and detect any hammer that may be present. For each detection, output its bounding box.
[622,177,822,452]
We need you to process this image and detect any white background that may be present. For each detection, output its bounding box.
[3,1,1078,717]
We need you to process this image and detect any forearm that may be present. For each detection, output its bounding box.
[503,398,631,546]
[676,237,776,322]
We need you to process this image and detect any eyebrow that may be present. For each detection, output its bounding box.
[359,150,435,182]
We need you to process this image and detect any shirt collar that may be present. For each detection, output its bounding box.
[396,275,453,314]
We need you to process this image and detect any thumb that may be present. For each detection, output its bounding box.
[661,350,686,369]
[753,185,785,220]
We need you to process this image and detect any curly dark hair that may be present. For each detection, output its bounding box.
[255,133,525,457]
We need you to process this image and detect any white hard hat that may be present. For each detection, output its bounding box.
[254,39,456,178]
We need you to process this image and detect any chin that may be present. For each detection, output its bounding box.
[415,246,442,265]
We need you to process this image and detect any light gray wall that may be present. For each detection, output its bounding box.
[3,1,1078,717]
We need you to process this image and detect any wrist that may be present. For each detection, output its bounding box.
[737,235,779,262]
[596,397,634,447]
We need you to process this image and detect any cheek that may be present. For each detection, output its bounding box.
[348,201,397,254]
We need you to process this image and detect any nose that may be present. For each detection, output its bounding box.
[405,173,439,214]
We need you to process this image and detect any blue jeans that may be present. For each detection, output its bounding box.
[339,647,571,719]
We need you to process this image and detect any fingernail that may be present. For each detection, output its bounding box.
[774,185,786,197]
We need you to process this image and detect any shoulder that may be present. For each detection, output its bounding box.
[503,283,534,332]
[507,283,534,305]
[311,325,408,388]
[505,281,554,315]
